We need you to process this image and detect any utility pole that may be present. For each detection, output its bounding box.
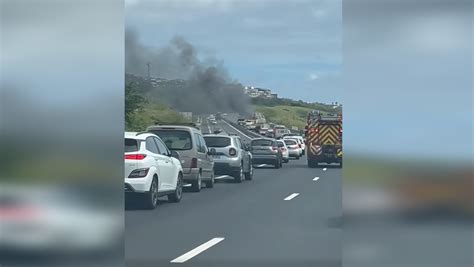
[146,62,151,79]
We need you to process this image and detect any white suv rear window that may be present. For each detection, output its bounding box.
[125,138,139,152]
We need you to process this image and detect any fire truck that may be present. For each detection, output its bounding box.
[304,111,342,168]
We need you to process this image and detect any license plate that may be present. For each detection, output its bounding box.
[212,155,221,159]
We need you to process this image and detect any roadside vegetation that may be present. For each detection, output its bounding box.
[252,98,340,130]
[125,83,190,131]
[125,74,340,132]
[254,105,312,130]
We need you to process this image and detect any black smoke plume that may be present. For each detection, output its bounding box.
[125,29,252,115]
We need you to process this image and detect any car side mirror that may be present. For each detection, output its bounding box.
[170,151,180,159]
[207,148,216,155]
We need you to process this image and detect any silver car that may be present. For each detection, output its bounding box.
[203,134,253,183]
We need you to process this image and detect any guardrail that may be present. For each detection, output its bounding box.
[221,118,262,139]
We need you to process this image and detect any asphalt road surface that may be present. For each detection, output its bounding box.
[125,116,342,267]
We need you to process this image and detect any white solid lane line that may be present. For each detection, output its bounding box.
[170,237,225,263]
[220,119,253,140]
[322,168,327,171]
[284,193,300,201]
[313,177,320,181]
[215,175,228,179]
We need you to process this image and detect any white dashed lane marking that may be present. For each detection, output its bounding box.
[313,177,320,181]
[283,193,300,201]
[170,237,225,263]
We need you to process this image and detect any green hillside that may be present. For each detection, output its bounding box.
[254,104,340,130]
[251,96,341,130]
[254,105,311,130]
[126,103,190,132]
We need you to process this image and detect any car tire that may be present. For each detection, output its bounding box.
[233,165,243,183]
[168,173,183,203]
[205,172,215,188]
[296,155,300,160]
[191,172,202,192]
[274,160,280,169]
[338,161,343,168]
[302,150,305,156]
[244,163,253,180]
[280,159,283,167]
[144,177,159,209]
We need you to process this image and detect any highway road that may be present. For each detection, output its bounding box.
[125,116,342,267]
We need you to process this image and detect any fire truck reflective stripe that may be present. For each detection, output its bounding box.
[309,144,322,155]
[319,125,340,145]
[319,125,339,137]
[321,135,337,145]
[308,133,318,143]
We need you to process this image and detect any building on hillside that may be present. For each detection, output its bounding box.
[244,86,276,98]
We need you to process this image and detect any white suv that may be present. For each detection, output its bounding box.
[124,132,183,209]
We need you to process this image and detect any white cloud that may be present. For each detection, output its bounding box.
[309,73,319,80]
[125,0,139,7]
[311,8,326,19]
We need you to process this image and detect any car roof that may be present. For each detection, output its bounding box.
[252,137,275,141]
[147,125,197,132]
[203,134,231,138]
[125,131,157,140]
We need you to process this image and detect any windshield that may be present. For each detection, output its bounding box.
[251,139,273,146]
[149,130,192,150]
[204,136,231,147]
[125,138,139,152]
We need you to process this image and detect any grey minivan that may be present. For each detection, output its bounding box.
[147,124,215,192]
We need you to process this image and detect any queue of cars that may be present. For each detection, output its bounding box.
[124,122,306,209]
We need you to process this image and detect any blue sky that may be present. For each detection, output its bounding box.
[125,0,342,103]
[126,0,471,161]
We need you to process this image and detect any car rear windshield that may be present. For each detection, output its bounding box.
[251,139,273,146]
[149,130,192,150]
[125,138,139,152]
[204,136,231,147]
[284,139,297,145]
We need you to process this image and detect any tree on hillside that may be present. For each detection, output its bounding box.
[125,82,147,125]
